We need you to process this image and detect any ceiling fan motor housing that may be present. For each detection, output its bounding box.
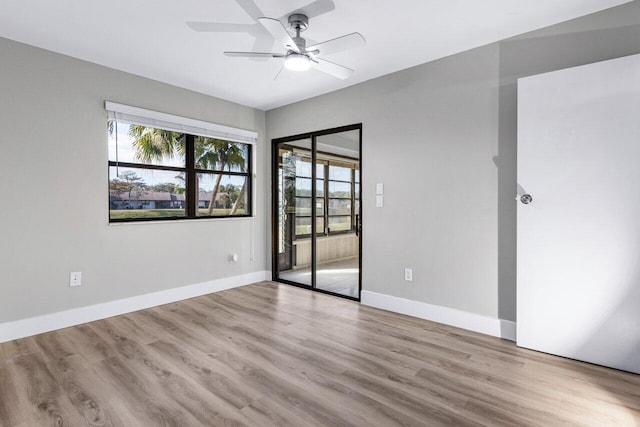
[288,13,309,32]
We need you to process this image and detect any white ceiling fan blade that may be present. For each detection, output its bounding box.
[236,0,263,20]
[307,33,366,56]
[311,57,354,80]
[257,17,300,53]
[274,66,286,81]
[224,51,285,58]
[281,0,335,20]
[187,21,271,56]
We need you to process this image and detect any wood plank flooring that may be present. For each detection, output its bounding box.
[1,281,639,426]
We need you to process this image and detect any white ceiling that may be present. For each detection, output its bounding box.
[0,0,632,110]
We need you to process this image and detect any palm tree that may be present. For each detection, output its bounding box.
[125,124,246,215]
[174,173,186,195]
[194,137,245,215]
[129,125,184,163]
[230,180,247,215]
[219,184,240,204]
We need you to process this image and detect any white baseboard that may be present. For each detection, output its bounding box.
[0,270,271,344]
[361,290,516,341]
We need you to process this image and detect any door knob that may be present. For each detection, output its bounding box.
[520,194,533,204]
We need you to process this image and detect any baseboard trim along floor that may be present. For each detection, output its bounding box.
[0,270,271,343]
[2,276,516,344]
[361,290,516,341]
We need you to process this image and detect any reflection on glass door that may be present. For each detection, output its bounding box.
[315,130,360,298]
[273,125,361,300]
[275,138,313,287]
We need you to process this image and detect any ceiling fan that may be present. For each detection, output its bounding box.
[220,13,365,80]
[187,0,336,56]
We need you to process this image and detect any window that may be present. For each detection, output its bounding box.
[327,164,353,233]
[293,158,325,236]
[287,150,359,238]
[106,103,255,222]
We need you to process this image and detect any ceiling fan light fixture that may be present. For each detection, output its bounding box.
[284,53,311,71]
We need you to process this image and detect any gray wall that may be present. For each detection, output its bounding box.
[266,2,640,322]
[2,2,639,327]
[0,37,267,323]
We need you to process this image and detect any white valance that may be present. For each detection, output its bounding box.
[105,101,258,145]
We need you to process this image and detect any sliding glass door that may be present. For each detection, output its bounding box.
[274,138,313,287]
[272,125,361,300]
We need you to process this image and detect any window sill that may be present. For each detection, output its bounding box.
[108,215,256,226]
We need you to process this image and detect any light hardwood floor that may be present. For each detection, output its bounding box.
[0,282,639,426]
[278,257,360,298]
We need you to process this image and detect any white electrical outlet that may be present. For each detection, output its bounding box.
[404,268,413,282]
[70,271,82,287]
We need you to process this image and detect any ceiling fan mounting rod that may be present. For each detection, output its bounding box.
[288,13,309,52]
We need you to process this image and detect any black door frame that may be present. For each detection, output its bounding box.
[271,123,362,301]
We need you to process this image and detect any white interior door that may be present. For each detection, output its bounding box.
[517,54,640,374]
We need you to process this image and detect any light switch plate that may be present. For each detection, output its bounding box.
[404,268,413,281]
[376,195,384,207]
[376,183,384,195]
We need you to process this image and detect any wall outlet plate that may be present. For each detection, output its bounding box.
[70,271,82,287]
[404,268,413,282]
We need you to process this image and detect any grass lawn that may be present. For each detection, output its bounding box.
[110,208,245,220]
